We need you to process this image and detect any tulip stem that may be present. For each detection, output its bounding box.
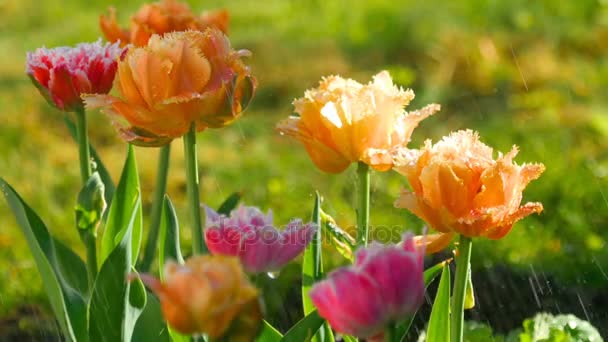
[184,123,207,255]
[356,162,370,247]
[451,235,472,342]
[75,108,92,182]
[140,143,171,271]
[75,108,97,287]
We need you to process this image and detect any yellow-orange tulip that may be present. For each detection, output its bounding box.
[100,0,229,47]
[138,255,261,338]
[83,29,255,146]
[395,130,545,252]
[277,71,440,173]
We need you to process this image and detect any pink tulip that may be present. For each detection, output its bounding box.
[309,234,425,338]
[26,39,123,112]
[204,205,316,273]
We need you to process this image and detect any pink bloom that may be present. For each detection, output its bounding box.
[204,205,316,273]
[26,39,123,112]
[309,234,425,338]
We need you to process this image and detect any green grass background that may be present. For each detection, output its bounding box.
[1,0,608,320]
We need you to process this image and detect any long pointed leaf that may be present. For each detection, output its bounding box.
[64,115,115,206]
[157,195,190,342]
[0,179,88,342]
[159,195,184,268]
[396,259,452,341]
[281,310,325,342]
[89,199,145,342]
[258,321,283,342]
[301,193,334,342]
[100,145,142,266]
[426,264,451,342]
[132,291,171,342]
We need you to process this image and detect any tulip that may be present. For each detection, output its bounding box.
[276,71,440,174]
[83,29,256,146]
[204,205,316,273]
[137,255,261,338]
[26,40,123,112]
[394,129,545,251]
[100,0,229,47]
[309,234,425,339]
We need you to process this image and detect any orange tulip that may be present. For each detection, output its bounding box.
[138,255,261,338]
[395,130,545,251]
[83,29,255,146]
[100,0,229,47]
[277,71,440,173]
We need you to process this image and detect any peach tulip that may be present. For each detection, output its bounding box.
[137,255,261,338]
[83,29,255,146]
[395,130,545,252]
[100,0,229,47]
[277,71,440,173]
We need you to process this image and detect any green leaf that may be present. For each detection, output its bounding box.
[217,191,242,215]
[100,145,143,266]
[281,310,325,342]
[257,321,283,342]
[319,210,355,262]
[395,260,451,341]
[157,195,191,342]
[424,260,449,287]
[342,336,358,342]
[75,172,107,233]
[53,237,89,297]
[159,195,184,268]
[0,178,88,342]
[64,115,115,207]
[301,193,334,342]
[89,198,145,342]
[426,263,451,342]
[132,291,171,342]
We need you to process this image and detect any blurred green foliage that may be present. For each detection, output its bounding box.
[1,0,607,319]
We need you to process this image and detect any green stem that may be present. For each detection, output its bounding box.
[75,108,96,287]
[356,162,370,247]
[75,109,92,183]
[183,123,207,255]
[82,231,97,288]
[451,235,473,342]
[140,144,171,271]
[384,322,397,342]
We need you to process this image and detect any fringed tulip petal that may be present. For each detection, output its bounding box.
[277,71,438,173]
[84,30,255,146]
[26,40,123,112]
[395,130,545,249]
